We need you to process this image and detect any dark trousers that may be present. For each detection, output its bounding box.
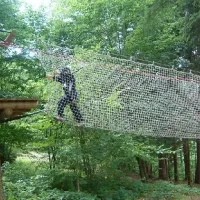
[57,94,83,122]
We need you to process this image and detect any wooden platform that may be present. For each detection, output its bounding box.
[0,98,38,119]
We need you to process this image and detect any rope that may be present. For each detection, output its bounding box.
[0,29,11,33]
[7,43,200,83]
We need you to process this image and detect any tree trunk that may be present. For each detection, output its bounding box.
[136,157,153,181]
[136,157,146,179]
[195,139,200,184]
[183,138,191,186]
[158,153,168,180]
[145,162,153,179]
[173,152,179,182]
[173,143,179,182]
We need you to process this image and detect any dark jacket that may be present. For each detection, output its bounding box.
[54,73,76,96]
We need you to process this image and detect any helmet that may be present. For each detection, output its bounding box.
[60,66,71,76]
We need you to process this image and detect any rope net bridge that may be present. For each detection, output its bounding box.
[37,48,200,138]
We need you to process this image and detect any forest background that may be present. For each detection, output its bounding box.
[1,0,200,199]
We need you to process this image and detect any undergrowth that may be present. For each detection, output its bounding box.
[2,160,200,200]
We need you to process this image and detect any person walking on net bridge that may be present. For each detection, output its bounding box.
[46,66,83,124]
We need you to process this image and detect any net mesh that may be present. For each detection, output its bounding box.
[37,47,200,138]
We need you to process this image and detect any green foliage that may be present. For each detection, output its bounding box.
[3,161,49,199]
[0,123,33,163]
[1,1,200,200]
[4,159,200,200]
[3,161,98,200]
[128,0,200,71]
[50,170,77,191]
[0,54,45,98]
[0,0,47,99]
[0,0,20,31]
[49,0,152,52]
[49,0,200,72]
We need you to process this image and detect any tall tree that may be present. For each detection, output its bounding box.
[49,0,152,53]
[0,1,48,198]
[195,139,200,183]
[183,139,191,186]
[173,143,179,182]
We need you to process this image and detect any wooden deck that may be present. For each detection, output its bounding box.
[0,98,38,119]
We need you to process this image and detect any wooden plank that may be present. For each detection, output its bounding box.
[0,98,38,109]
[0,98,38,102]
[0,98,38,119]
[0,102,38,109]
